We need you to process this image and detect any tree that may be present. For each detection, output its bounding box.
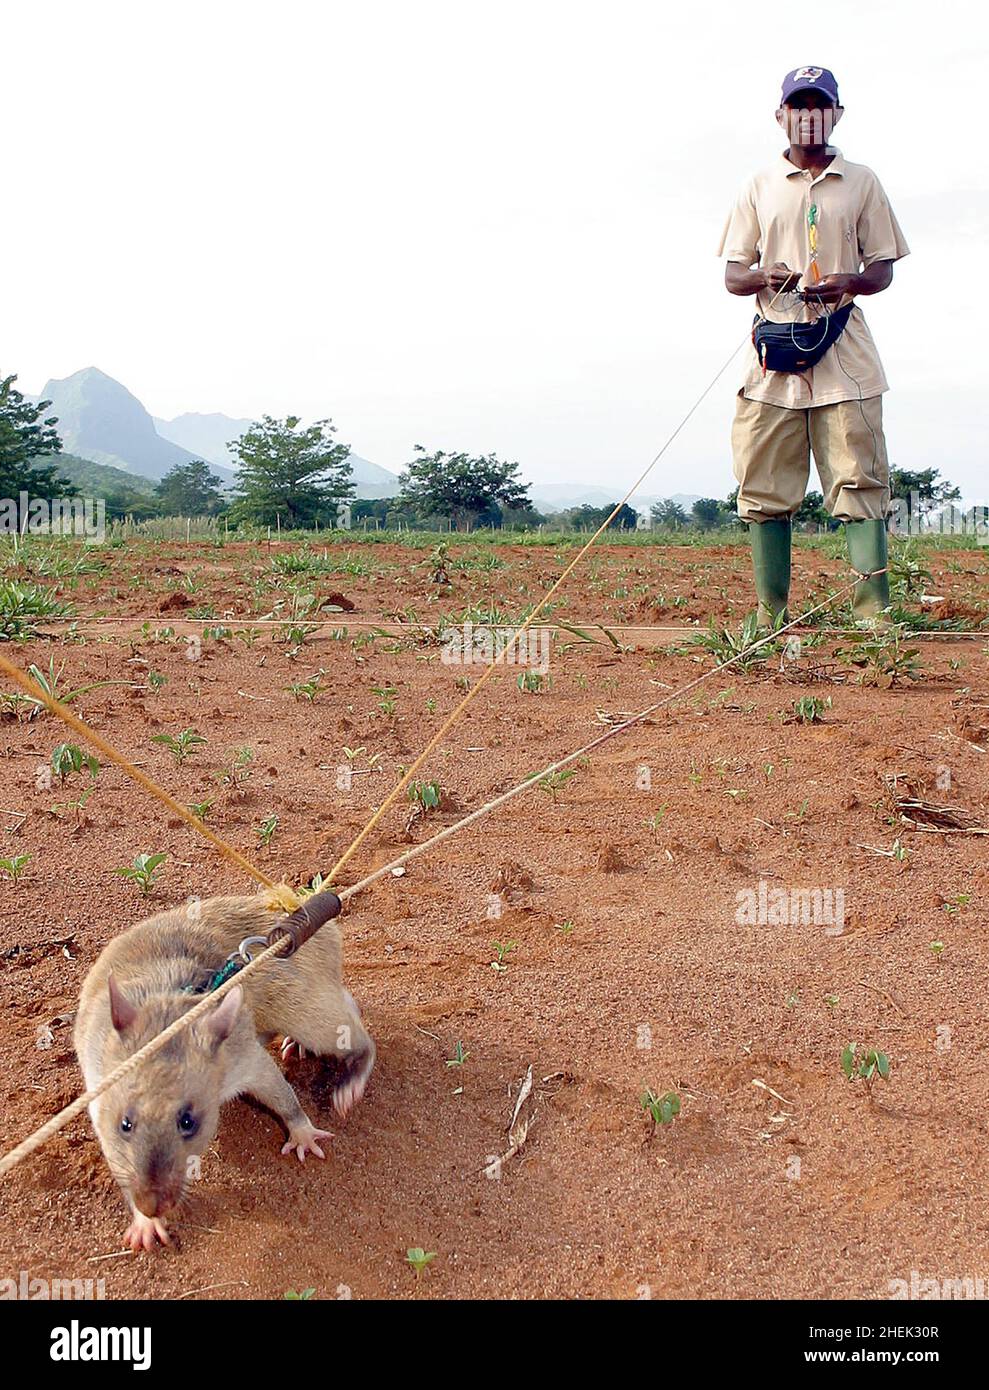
[0,373,70,500]
[229,416,354,528]
[691,498,723,529]
[889,468,960,518]
[651,499,687,529]
[794,490,831,527]
[155,459,226,516]
[398,446,531,531]
[607,502,638,530]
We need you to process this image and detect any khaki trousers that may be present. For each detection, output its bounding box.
[731,392,890,523]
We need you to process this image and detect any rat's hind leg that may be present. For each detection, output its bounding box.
[279,987,375,1119]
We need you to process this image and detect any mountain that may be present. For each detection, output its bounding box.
[155,412,402,498]
[37,369,221,483]
[528,483,702,514]
[153,412,253,470]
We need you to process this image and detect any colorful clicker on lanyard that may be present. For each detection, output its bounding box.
[807,203,821,282]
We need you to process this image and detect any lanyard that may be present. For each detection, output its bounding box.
[807,201,821,282]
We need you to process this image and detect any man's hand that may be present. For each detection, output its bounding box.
[725,261,799,297]
[804,272,861,304]
[806,261,894,304]
[763,262,802,294]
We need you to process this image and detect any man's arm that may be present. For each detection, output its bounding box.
[810,259,894,304]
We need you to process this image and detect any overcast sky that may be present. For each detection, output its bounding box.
[9,0,987,499]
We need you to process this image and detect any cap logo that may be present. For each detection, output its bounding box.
[793,67,823,82]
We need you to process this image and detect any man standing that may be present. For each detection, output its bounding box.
[718,66,909,626]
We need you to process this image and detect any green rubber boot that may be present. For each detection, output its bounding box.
[748,517,791,629]
[845,519,891,624]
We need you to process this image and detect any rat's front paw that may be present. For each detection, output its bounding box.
[281,1122,333,1163]
[124,1212,171,1252]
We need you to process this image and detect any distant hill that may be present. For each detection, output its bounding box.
[30,368,399,499]
[155,411,402,498]
[49,452,156,498]
[153,412,253,470]
[36,369,218,483]
[528,483,702,514]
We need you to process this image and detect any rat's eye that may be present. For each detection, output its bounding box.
[177,1109,199,1138]
[119,1114,134,1136]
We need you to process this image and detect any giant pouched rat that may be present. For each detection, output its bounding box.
[73,892,374,1251]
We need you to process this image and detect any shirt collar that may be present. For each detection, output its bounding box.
[780,147,845,179]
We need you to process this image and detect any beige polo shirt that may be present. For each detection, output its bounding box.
[717,148,910,408]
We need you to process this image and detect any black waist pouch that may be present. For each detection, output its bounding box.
[752,302,854,374]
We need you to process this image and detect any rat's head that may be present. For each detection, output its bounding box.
[93,977,244,1218]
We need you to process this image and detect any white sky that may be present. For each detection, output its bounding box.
[9,0,988,499]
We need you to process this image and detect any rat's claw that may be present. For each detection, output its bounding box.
[124,1212,171,1252]
[280,1037,308,1062]
[281,1123,333,1163]
[332,1073,369,1118]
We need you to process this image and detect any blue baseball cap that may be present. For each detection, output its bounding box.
[781,66,840,105]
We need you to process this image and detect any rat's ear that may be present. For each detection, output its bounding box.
[206,985,243,1046]
[108,974,139,1033]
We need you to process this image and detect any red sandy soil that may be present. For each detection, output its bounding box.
[0,539,987,1300]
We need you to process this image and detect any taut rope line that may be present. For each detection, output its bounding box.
[0,573,862,1178]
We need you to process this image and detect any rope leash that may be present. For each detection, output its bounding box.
[0,572,863,1178]
[0,279,808,1177]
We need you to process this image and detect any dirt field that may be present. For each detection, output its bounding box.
[1,536,987,1300]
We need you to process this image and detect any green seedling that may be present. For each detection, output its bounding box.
[408,780,442,812]
[151,728,207,764]
[445,1042,470,1068]
[218,746,255,791]
[491,941,516,971]
[405,1248,437,1281]
[257,814,278,849]
[147,672,168,691]
[942,893,971,914]
[527,767,577,803]
[644,808,667,834]
[692,611,772,672]
[641,1088,681,1131]
[187,798,215,822]
[555,919,575,935]
[288,672,325,703]
[115,852,167,897]
[342,746,367,764]
[49,783,98,824]
[840,1044,891,1083]
[929,940,945,957]
[13,659,123,717]
[837,626,923,688]
[372,684,397,716]
[0,853,31,883]
[0,579,71,640]
[786,695,832,724]
[517,670,544,693]
[283,1288,316,1301]
[51,743,99,785]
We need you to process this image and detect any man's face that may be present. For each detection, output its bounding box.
[777,90,843,148]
